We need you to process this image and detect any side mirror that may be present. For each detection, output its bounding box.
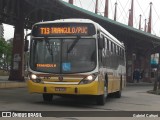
[98,36,105,49]
[24,33,31,52]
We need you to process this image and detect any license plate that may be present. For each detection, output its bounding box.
[55,87,66,92]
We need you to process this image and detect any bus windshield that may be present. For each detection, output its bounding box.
[30,38,97,73]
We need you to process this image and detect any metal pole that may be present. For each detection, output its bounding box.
[147,2,152,33]
[69,0,73,4]
[128,0,134,27]
[139,14,142,30]
[114,2,117,21]
[95,0,98,14]
[104,0,108,17]
[144,19,147,32]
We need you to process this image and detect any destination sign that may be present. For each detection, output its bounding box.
[36,64,57,68]
[32,23,96,37]
[40,27,88,35]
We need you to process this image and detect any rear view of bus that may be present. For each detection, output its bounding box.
[27,19,126,105]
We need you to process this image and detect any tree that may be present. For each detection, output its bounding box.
[0,37,12,71]
[0,37,6,69]
[5,39,12,71]
[0,37,6,55]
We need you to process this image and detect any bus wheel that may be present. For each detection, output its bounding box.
[96,94,105,105]
[114,90,121,98]
[114,76,122,98]
[104,74,108,98]
[96,85,107,105]
[43,94,53,102]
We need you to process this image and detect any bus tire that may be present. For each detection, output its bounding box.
[43,94,53,102]
[104,74,108,98]
[96,94,105,105]
[114,90,121,98]
[114,76,122,98]
[96,83,107,105]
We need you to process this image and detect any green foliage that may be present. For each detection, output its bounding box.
[0,37,12,71]
[0,37,6,57]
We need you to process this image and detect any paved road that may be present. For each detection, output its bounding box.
[0,86,160,111]
[1,86,160,119]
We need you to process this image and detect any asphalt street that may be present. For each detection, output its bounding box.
[0,85,160,119]
[0,86,160,111]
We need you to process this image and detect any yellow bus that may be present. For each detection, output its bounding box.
[26,19,126,105]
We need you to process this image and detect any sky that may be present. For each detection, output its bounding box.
[3,0,160,40]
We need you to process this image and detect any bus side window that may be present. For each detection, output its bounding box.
[111,42,113,53]
[122,49,124,57]
[99,34,105,49]
[112,43,115,54]
[107,38,109,50]
[105,38,108,50]
[120,47,122,56]
[116,45,119,55]
[109,40,111,52]
[119,48,121,56]
[114,44,117,54]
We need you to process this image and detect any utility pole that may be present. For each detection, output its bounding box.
[128,0,134,27]
[104,0,109,17]
[139,14,142,30]
[114,2,117,21]
[95,0,98,14]
[69,0,73,4]
[147,2,152,33]
[144,19,147,32]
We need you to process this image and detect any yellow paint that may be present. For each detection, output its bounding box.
[27,74,125,96]
[27,80,101,95]
[107,75,122,93]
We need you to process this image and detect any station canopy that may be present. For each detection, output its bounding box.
[1,0,160,52]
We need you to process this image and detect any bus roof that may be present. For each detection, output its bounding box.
[34,18,124,47]
[97,25,124,48]
[34,18,95,25]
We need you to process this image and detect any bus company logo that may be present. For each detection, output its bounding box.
[58,76,63,81]
[2,112,11,117]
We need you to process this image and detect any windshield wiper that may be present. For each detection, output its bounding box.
[45,38,54,61]
[67,36,81,53]
[45,39,53,55]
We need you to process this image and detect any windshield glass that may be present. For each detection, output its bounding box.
[30,38,96,73]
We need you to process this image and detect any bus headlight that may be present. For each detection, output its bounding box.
[31,74,37,80]
[86,75,93,81]
[79,73,98,84]
[29,74,43,83]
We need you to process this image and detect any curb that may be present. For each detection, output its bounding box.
[0,82,27,89]
[126,82,154,86]
[147,90,160,95]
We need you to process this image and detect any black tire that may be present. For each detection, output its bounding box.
[114,76,122,98]
[96,94,105,105]
[114,90,121,98]
[43,94,53,102]
[104,74,108,98]
[96,82,107,105]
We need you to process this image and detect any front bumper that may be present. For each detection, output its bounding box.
[27,80,101,95]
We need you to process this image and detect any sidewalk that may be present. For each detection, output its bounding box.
[0,76,27,89]
[126,81,154,86]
